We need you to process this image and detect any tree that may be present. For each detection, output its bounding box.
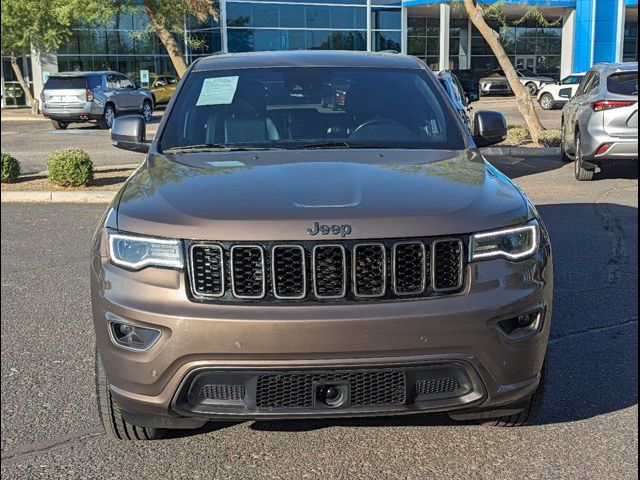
[461,0,552,143]
[1,0,115,112]
[138,0,218,78]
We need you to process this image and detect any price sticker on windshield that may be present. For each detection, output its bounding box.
[196,76,240,106]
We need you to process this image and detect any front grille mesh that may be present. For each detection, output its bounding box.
[313,246,346,298]
[231,246,265,298]
[415,377,461,396]
[353,244,386,297]
[256,370,406,409]
[199,384,246,401]
[189,237,465,302]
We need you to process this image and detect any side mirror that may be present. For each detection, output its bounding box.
[111,115,151,153]
[473,110,507,147]
[558,87,573,99]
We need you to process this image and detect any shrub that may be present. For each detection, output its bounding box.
[538,129,562,148]
[1,152,21,183]
[47,148,94,186]
[507,126,531,146]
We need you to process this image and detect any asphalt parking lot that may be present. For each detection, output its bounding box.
[1,152,637,478]
[1,96,559,173]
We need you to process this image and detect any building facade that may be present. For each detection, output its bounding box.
[1,0,638,107]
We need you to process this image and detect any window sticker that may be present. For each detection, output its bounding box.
[196,76,240,106]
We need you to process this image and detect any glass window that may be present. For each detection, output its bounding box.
[44,76,88,89]
[306,6,331,28]
[408,17,426,36]
[253,3,279,28]
[372,9,401,30]
[227,3,253,27]
[331,7,358,29]
[607,72,639,95]
[280,4,305,28]
[374,31,401,52]
[228,29,255,52]
[160,67,465,151]
[254,29,282,50]
[306,30,331,49]
[282,30,307,49]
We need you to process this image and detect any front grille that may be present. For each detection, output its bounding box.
[188,237,465,303]
[255,370,406,409]
[415,377,461,396]
[199,384,246,401]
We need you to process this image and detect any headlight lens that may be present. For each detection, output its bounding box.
[469,221,539,261]
[107,231,184,270]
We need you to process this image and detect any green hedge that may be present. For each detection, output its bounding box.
[506,126,531,146]
[47,148,94,187]
[538,129,562,148]
[1,152,21,183]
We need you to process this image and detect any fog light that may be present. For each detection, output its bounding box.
[109,321,160,351]
[497,311,542,340]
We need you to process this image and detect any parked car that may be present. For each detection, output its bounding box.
[537,73,586,110]
[437,70,474,129]
[93,51,552,441]
[134,74,179,105]
[450,69,481,102]
[561,62,638,181]
[479,69,555,97]
[41,71,154,130]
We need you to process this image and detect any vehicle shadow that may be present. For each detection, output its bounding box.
[167,202,637,438]
[487,154,638,181]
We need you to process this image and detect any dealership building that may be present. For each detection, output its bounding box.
[1,0,638,107]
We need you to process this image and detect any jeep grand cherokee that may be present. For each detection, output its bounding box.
[91,51,552,441]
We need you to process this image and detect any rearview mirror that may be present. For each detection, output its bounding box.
[558,87,573,99]
[111,115,151,153]
[472,110,507,147]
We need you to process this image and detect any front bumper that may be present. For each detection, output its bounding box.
[91,241,552,423]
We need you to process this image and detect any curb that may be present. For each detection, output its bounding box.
[480,146,560,157]
[1,190,116,204]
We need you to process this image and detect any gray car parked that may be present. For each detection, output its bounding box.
[41,71,154,130]
[561,62,638,181]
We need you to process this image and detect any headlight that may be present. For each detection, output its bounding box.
[107,231,184,270]
[469,221,539,261]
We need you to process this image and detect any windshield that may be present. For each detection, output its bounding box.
[159,67,465,152]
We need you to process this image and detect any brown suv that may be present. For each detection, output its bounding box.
[91,51,552,441]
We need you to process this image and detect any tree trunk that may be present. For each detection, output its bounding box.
[463,0,545,144]
[142,0,189,78]
[10,55,38,114]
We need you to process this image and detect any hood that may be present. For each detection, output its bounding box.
[116,149,529,241]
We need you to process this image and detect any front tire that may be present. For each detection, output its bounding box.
[539,93,555,110]
[51,119,68,130]
[484,357,547,427]
[95,346,165,441]
[560,121,573,162]
[575,135,595,181]
[526,82,538,96]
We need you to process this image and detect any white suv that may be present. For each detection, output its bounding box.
[537,73,586,110]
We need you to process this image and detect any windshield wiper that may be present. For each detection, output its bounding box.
[163,144,276,153]
[284,141,353,150]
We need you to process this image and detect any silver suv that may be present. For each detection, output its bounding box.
[41,71,154,130]
[561,62,638,181]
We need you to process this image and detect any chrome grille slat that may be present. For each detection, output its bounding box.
[189,244,225,298]
[230,245,266,299]
[432,239,464,292]
[313,245,347,299]
[353,243,386,297]
[392,242,428,295]
[272,245,307,299]
[188,238,464,302]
